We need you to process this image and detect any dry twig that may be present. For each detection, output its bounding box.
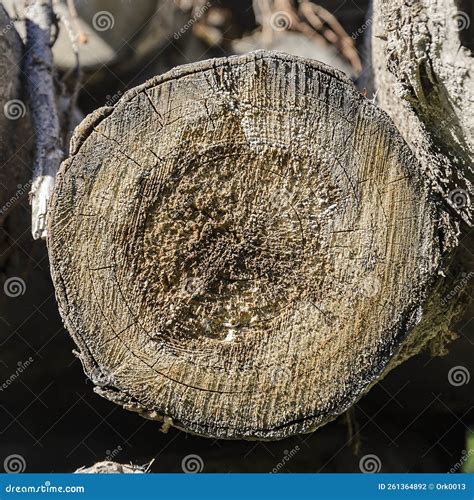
[25,0,63,239]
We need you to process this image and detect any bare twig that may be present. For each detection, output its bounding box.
[252,0,362,74]
[66,0,88,44]
[299,0,362,73]
[24,0,63,240]
[253,0,274,46]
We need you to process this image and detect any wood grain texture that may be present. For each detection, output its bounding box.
[48,51,450,439]
[366,0,473,227]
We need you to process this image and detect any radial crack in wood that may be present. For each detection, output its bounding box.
[48,51,452,439]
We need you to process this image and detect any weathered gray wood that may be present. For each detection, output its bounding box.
[365,0,473,227]
[360,0,474,373]
[0,4,31,215]
[25,0,64,240]
[75,461,147,474]
[0,3,33,269]
[47,51,460,439]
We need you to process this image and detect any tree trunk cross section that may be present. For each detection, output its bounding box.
[48,51,447,439]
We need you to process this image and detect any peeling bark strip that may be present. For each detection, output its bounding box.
[48,51,455,439]
[25,0,63,239]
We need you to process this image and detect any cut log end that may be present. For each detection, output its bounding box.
[48,51,450,439]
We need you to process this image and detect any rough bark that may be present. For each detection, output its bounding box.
[0,4,33,268]
[360,0,474,370]
[25,0,64,240]
[0,5,31,212]
[47,51,460,439]
[365,0,473,227]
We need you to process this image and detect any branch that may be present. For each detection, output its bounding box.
[24,0,63,240]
